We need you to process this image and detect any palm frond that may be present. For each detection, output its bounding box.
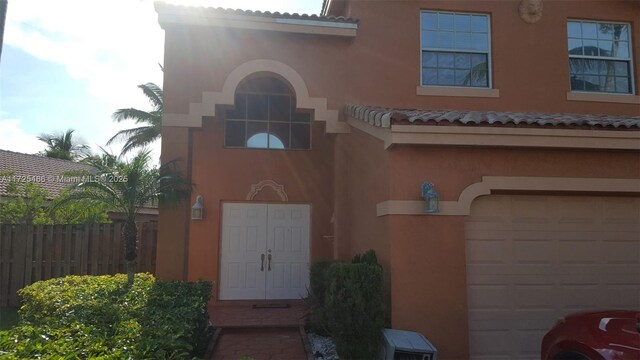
[75,181,128,212]
[119,128,161,155]
[81,146,121,170]
[156,158,192,206]
[112,108,159,124]
[109,83,163,156]
[138,83,163,112]
[107,126,158,146]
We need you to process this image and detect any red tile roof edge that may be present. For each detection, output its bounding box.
[345,104,640,130]
[155,1,358,24]
[0,149,96,199]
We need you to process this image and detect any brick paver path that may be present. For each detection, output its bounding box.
[210,304,305,328]
[211,327,307,360]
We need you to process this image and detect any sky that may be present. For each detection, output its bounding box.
[0,0,320,161]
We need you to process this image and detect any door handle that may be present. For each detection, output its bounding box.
[267,253,272,271]
[260,254,265,271]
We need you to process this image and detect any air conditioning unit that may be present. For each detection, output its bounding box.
[379,328,438,360]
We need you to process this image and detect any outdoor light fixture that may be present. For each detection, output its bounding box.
[191,195,204,220]
[421,181,439,213]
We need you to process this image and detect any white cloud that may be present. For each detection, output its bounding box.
[5,0,164,110]
[3,0,316,161]
[0,119,47,154]
[4,0,318,110]
[4,0,164,159]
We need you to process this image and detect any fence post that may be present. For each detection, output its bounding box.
[0,225,10,307]
[63,225,71,275]
[34,225,43,282]
[24,225,34,286]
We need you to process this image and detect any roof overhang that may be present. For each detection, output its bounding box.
[155,2,357,38]
[346,105,640,151]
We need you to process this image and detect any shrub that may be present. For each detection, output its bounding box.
[0,274,213,359]
[351,249,379,266]
[138,279,213,358]
[306,259,341,335]
[325,257,386,359]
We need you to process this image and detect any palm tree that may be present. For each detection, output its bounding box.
[108,83,163,155]
[56,149,191,284]
[38,129,89,161]
[463,62,488,87]
[81,146,119,169]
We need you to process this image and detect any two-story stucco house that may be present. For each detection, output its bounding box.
[154,1,640,359]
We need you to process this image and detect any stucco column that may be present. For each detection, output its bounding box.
[389,215,470,360]
[156,127,191,281]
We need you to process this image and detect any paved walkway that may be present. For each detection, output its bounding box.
[210,304,305,328]
[208,304,308,360]
[211,327,307,360]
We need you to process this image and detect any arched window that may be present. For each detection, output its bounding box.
[224,76,311,150]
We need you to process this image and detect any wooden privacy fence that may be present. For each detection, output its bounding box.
[0,221,157,307]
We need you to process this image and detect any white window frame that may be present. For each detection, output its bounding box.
[419,10,493,89]
[567,19,635,95]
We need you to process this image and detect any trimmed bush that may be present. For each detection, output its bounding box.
[351,249,378,265]
[325,259,386,359]
[0,274,213,359]
[306,259,341,335]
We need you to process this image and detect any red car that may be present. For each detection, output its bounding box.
[541,310,640,360]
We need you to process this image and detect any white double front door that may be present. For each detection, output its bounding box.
[219,203,310,300]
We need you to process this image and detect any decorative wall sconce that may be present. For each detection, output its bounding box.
[421,182,440,213]
[191,195,204,220]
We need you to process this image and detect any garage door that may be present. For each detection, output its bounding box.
[465,195,640,360]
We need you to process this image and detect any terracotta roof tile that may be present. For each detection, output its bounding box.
[155,2,358,24]
[346,104,640,130]
[0,149,95,199]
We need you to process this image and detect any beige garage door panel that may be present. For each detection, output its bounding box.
[466,195,640,360]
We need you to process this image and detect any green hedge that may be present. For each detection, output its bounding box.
[307,259,341,335]
[0,274,213,359]
[325,252,386,359]
[351,249,379,265]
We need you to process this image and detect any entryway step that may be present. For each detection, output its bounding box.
[209,304,305,328]
[210,327,307,360]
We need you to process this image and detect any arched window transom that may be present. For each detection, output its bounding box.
[224,76,311,150]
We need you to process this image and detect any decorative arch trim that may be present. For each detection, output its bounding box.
[163,59,349,133]
[376,176,640,216]
[246,179,289,201]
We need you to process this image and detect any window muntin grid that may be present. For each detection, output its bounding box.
[420,11,491,88]
[225,87,311,150]
[567,20,634,94]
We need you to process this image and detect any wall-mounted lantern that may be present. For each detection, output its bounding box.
[191,195,204,220]
[421,182,439,213]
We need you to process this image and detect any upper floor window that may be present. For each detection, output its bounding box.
[420,11,491,88]
[225,76,311,150]
[568,20,634,94]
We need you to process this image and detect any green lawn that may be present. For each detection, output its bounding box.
[0,307,19,331]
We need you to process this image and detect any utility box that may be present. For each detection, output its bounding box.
[379,328,438,360]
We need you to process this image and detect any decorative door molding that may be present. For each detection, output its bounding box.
[246,179,289,202]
